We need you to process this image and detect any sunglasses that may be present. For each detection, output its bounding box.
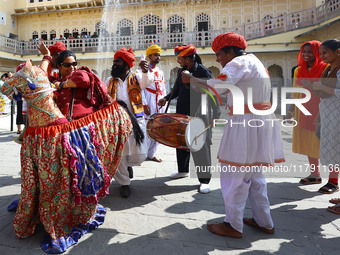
[62,62,78,68]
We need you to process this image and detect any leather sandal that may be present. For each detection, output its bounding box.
[299,175,322,185]
[243,218,275,234]
[318,182,339,194]
[329,198,340,204]
[327,204,340,215]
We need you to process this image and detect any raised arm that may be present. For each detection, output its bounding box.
[36,41,51,73]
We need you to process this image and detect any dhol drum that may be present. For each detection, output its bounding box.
[146,113,207,152]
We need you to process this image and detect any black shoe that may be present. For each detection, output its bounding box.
[127,166,133,179]
[120,185,131,198]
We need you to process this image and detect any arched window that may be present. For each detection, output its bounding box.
[50,30,56,40]
[117,18,133,36]
[167,15,185,33]
[81,28,88,36]
[63,29,70,39]
[72,28,79,38]
[138,14,162,35]
[195,13,211,31]
[95,21,107,36]
[32,31,38,40]
[41,30,47,40]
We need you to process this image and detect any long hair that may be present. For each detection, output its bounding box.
[187,53,202,64]
[116,100,144,146]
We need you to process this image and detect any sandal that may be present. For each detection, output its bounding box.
[327,204,340,215]
[299,175,322,185]
[318,182,339,194]
[329,198,340,204]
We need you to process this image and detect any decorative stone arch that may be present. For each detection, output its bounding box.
[41,30,47,40]
[138,14,162,35]
[208,66,220,78]
[96,21,108,36]
[195,13,212,31]
[81,28,88,36]
[72,28,79,38]
[49,29,56,40]
[63,29,70,39]
[267,64,284,112]
[117,18,133,36]
[167,15,185,33]
[32,31,38,40]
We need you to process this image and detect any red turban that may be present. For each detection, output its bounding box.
[114,48,136,68]
[174,45,197,57]
[48,41,67,56]
[212,33,247,53]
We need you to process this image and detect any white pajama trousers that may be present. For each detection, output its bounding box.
[113,117,148,186]
[220,163,274,233]
[146,134,159,159]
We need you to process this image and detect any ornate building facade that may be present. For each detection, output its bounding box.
[0,0,339,89]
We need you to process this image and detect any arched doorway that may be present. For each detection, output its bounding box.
[267,64,283,113]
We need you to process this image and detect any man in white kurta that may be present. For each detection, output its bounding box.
[105,48,153,198]
[182,33,285,238]
[142,45,167,162]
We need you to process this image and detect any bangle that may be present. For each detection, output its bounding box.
[42,55,52,62]
[59,82,65,89]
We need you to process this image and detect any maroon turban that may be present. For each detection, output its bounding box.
[212,33,247,53]
[48,41,67,56]
[114,48,136,68]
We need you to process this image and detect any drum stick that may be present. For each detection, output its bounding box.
[194,124,211,145]
[164,75,179,113]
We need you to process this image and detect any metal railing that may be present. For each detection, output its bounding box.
[1,0,339,55]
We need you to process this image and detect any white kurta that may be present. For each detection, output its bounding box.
[105,70,152,185]
[142,65,167,158]
[207,54,285,166]
[207,54,284,232]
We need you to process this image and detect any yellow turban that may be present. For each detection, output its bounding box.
[146,44,162,56]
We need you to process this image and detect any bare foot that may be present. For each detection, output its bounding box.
[150,157,162,162]
[207,223,242,238]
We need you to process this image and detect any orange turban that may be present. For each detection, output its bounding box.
[48,41,67,56]
[174,45,197,57]
[114,48,136,68]
[212,33,247,53]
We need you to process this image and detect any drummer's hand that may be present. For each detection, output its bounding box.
[158,98,167,107]
[181,70,192,84]
[143,105,150,115]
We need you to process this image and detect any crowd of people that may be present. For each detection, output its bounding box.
[1,33,340,251]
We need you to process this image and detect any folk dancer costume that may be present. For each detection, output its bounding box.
[164,45,220,184]
[142,45,167,159]
[1,61,132,253]
[207,33,285,234]
[292,41,328,181]
[106,48,152,186]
